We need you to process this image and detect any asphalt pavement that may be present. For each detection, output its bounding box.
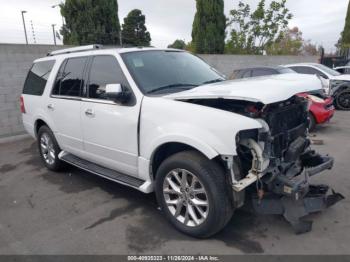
[0,111,349,255]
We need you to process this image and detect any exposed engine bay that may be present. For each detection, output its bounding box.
[183,95,344,234]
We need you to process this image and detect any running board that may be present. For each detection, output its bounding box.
[59,152,145,189]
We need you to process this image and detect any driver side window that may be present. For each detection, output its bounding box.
[88,55,125,100]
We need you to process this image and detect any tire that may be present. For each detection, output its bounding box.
[308,112,316,132]
[335,88,350,110]
[155,150,234,238]
[37,125,65,171]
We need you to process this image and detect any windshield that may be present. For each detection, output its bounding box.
[313,64,341,76]
[121,50,225,94]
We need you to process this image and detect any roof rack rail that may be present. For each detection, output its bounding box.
[47,44,103,56]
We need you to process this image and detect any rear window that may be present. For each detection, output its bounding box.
[23,60,55,96]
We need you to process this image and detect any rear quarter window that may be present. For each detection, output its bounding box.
[23,60,55,96]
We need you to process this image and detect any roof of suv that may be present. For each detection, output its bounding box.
[35,46,182,63]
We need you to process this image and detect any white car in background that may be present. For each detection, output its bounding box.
[334,64,350,74]
[284,63,350,110]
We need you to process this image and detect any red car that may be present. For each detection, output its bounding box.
[297,93,335,131]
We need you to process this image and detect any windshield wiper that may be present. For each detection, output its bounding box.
[147,83,198,94]
[202,78,225,85]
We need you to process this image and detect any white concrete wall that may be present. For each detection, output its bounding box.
[0,44,66,138]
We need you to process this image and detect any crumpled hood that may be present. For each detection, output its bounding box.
[165,74,323,104]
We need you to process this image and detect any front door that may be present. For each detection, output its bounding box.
[81,55,140,177]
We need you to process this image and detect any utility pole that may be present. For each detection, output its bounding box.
[52,4,64,25]
[52,24,57,45]
[21,11,28,44]
[114,0,122,46]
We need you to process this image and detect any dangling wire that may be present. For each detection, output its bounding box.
[256,174,264,204]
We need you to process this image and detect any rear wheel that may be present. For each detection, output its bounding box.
[155,150,234,238]
[37,125,65,171]
[335,88,350,110]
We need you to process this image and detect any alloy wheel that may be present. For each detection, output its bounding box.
[163,168,209,227]
[40,133,56,165]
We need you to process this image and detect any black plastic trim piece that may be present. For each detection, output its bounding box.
[60,153,144,188]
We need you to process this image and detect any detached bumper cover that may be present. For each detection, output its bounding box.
[251,185,344,234]
[250,153,344,234]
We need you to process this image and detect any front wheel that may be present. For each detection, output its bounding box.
[155,150,234,238]
[335,88,350,110]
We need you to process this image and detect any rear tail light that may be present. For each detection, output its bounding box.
[20,95,26,113]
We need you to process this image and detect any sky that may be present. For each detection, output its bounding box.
[0,0,348,53]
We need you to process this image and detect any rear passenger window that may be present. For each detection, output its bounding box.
[23,60,55,96]
[52,57,87,97]
[88,55,124,100]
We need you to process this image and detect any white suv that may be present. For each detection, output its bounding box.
[285,63,350,110]
[21,45,343,237]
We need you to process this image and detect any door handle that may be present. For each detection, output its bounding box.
[47,104,54,110]
[85,109,94,117]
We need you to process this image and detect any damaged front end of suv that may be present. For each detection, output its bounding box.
[188,95,344,234]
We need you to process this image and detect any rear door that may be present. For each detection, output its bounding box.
[48,56,88,156]
[80,55,140,176]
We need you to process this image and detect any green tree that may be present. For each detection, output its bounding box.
[226,0,293,54]
[342,0,350,47]
[191,0,226,54]
[60,0,120,45]
[302,40,319,56]
[225,2,253,54]
[336,35,343,52]
[267,27,303,55]
[267,27,319,56]
[168,39,187,49]
[121,9,151,46]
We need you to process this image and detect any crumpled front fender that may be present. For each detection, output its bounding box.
[140,96,262,160]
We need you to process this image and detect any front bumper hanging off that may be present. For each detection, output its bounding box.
[250,185,344,234]
[247,154,344,234]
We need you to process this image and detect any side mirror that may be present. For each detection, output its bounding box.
[105,83,130,103]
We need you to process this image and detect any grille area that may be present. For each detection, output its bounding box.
[263,98,308,158]
[264,102,307,136]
